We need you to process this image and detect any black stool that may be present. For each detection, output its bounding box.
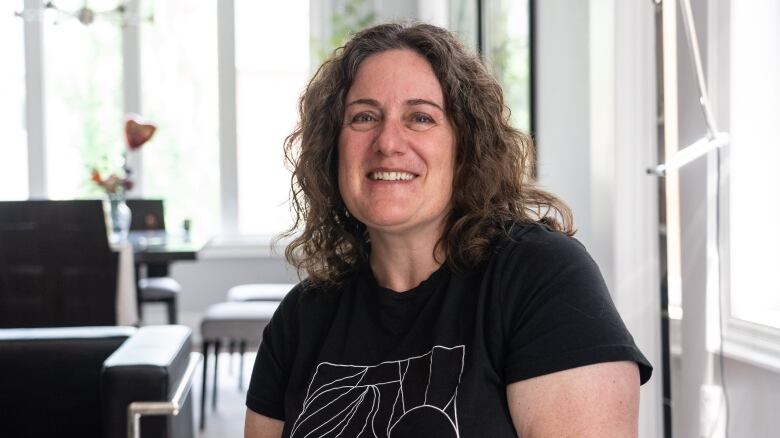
[138,276,180,324]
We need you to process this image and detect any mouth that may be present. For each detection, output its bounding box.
[367,170,418,181]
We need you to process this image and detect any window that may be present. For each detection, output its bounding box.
[0,0,29,200]
[481,0,532,133]
[312,0,375,65]
[726,0,780,330]
[234,0,309,236]
[140,0,220,236]
[43,0,123,200]
[450,0,533,133]
[13,0,534,242]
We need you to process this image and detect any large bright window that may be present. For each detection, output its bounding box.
[234,0,309,236]
[13,0,534,241]
[727,0,780,329]
[0,0,28,200]
[43,0,123,199]
[140,0,220,236]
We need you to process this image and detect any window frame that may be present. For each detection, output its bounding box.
[709,0,780,372]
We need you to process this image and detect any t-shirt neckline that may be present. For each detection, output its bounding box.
[362,263,450,300]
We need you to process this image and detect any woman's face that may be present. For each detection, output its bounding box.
[338,49,455,238]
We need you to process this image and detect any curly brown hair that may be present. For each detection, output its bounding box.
[280,22,574,286]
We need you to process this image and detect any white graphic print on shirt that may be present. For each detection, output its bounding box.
[289,345,465,438]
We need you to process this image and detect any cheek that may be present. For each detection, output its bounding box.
[336,144,349,196]
[338,146,355,181]
[437,134,456,181]
[336,138,360,206]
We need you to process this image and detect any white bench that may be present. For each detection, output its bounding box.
[226,283,295,302]
[199,300,280,430]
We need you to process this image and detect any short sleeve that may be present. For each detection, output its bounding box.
[498,226,652,385]
[245,285,301,420]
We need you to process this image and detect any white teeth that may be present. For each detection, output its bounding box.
[370,171,416,181]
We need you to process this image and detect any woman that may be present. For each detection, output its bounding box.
[245,23,652,438]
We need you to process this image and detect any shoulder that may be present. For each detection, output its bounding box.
[485,223,652,386]
[488,222,611,309]
[260,278,345,351]
[488,222,595,282]
[274,277,351,322]
[503,221,588,257]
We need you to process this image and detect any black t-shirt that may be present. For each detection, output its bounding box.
[246,222,652,437]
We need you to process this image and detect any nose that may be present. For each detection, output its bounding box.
[372,118,407,156]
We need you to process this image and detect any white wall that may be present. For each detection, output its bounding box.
[717,357,780,437]
[611,2,664,436]
[535,0,593,250]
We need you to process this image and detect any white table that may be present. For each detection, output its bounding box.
[112,242,139,326]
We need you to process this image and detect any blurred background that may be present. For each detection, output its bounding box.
[1,1,778,437]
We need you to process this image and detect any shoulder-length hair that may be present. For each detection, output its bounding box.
[280,22,574,286]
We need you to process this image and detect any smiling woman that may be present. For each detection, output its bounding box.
[338,49,455,270]
[245,22,652,438]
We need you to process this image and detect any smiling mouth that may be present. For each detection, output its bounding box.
[368,171,417,181]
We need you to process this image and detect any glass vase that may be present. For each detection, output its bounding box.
[108,195,131,242]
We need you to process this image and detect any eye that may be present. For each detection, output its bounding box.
[407,112,437,131]
[412,113,434,124]
[347,112,379,131]
[350,112,378,123]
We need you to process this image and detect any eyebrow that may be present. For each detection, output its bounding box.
[345,98,445,112]
[406,99,444,112]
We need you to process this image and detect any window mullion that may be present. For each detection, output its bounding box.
[23,0,46,198]
[217,0,239,236]
[123,0,143,195]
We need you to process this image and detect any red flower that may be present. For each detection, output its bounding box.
[91,168,128,194]
[91,169,103,184]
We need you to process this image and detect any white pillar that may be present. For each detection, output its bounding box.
[23,0,47,198]
[612,1,664,436]
[534,0,592,249]
[122,0,143,195]
[217,0,239,235]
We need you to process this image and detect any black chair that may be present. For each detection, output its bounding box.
[126,199,180,324]
[0,200,118,328]
[0,324,198,438]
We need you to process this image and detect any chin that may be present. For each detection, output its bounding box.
[362,214,413,230]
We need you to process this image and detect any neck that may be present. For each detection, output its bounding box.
[367,225,445,292]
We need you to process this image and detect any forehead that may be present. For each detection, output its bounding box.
[346,49,445,104]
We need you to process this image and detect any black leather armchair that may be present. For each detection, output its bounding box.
[0,325,199,438]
